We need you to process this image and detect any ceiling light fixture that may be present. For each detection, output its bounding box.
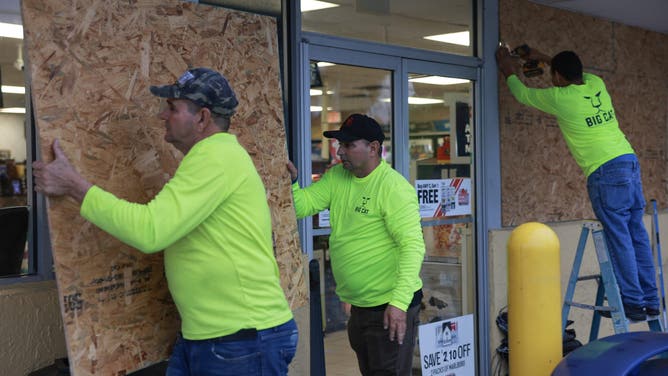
[381,97,444,105]
[408,97,445,105]
[310,106,334,112]
[0,22,23,39]
[0,107,26,114]
[409,76,470,86]
[301,0,340,12]
[310,89,334,96]
[1,85,25,94]
[423,31,470,46]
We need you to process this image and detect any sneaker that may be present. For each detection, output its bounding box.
[646,306,660,317]
[598,304,646,321]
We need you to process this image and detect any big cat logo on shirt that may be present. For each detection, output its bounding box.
[354,196,370,214]
[583,91,615,127]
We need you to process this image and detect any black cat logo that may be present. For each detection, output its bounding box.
[584,91,602,113]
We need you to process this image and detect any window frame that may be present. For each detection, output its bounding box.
[0,97,55,286]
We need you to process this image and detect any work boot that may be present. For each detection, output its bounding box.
[646,306,660,317]
[599,304,646,321]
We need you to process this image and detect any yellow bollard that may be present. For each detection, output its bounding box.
[508,222,562,376]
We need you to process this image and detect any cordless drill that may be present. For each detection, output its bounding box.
[512,44,545,78]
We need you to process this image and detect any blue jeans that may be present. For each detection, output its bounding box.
[587,154,659,308]
[166,319,298,376]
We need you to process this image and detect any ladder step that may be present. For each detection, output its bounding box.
[562,222,638,339]
[648,318,663,332]
[576,274,601,282]
[564,301,614,312]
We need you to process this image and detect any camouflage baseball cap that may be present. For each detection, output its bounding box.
[150,67,239,117]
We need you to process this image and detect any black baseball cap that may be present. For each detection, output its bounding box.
[323,114,385,143]
[150,67,239,117]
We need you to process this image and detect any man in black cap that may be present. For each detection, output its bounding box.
[34,68,297,375]
[288,114,425,375]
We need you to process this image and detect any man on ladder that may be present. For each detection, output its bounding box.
[496,44,661,321]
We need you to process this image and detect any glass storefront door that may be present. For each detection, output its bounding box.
[407,72,475,323]
[303,43,478,375]
[308,61,394,348]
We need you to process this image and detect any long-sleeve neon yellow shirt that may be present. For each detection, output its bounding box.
[506,73,634,177]
[80,132,292,340]
[292,161,424,311]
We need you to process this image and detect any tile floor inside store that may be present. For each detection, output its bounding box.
[324,330,361,376]
[324,329,422,376]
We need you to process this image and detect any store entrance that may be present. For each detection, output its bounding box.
[302,45,478,375]
[308,61,394,371]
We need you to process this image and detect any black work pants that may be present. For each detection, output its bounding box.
[347,304,421,376]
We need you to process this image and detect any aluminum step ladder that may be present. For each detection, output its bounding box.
[562,222,663,342]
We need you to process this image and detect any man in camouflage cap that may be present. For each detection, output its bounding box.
[34,68,298,375]
[148,68,241,153]
[150,67,239,119]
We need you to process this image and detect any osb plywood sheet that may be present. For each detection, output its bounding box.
[22,1,306,375]
[499,0,668,226]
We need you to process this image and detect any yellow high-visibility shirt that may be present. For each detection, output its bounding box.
[81,132,292,339]
[507,73,634,177]
[292,161,424,311]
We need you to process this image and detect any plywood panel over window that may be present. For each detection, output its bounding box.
[498,0,668,226]
[22,1,305,374]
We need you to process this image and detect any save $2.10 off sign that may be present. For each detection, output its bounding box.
[418,314,475,376]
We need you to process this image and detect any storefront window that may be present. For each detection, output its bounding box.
[310,61,392,229]
[408,73,472,184]
[303,2,482,374]
[309,59,478,374]
[408,73,474,318]
[0,13,29,278]
[302,0,474,56]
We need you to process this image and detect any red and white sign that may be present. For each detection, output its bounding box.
[415,178,471,218]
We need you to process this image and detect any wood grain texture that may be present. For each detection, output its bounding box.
[22,1,306,374]
[499,0,668,226]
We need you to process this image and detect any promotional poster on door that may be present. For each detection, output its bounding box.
[416,178,471,218]
[418,314,475,376]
